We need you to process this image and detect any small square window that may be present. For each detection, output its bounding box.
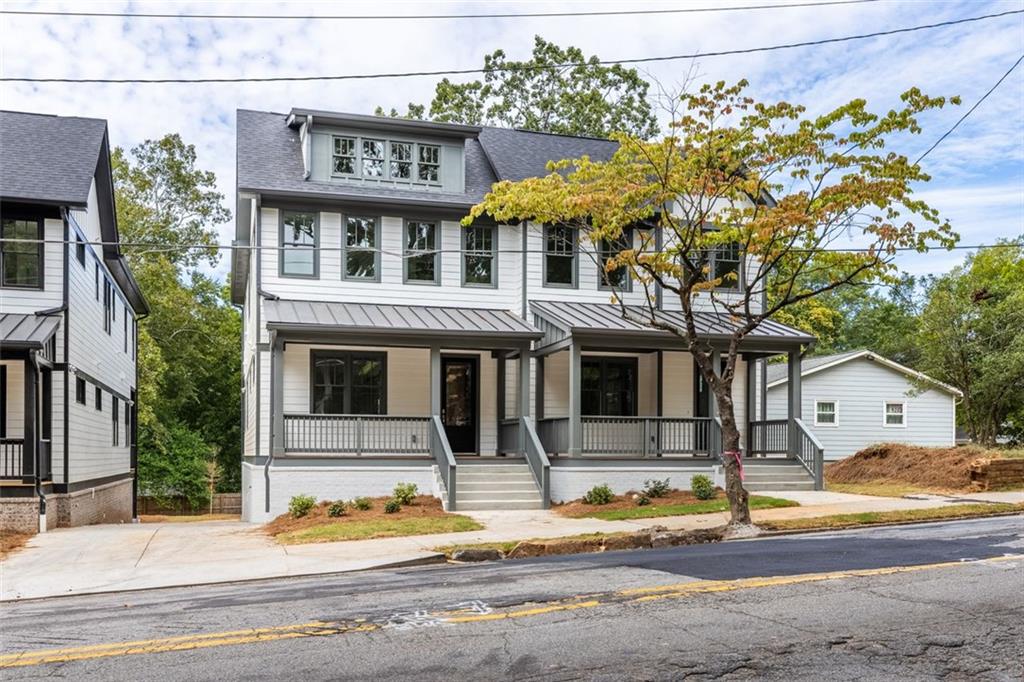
[815,400,837,426]
[75,377,86,405]
[884,402,906,427]
[95,387,102,411]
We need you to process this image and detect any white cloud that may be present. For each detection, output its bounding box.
[2,0,1021,283]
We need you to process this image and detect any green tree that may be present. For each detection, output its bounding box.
[378,36,659,138]
[467,81,958,526]
[917,241,1024,445]
[112,134,241,497]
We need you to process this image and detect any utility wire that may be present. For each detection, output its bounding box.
[0,0,882,21]
[915,52,1024,165]
[3,9,1020,84]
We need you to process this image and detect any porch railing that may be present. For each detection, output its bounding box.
[536,416,718,457]
[283,414,431,455]
[749,419,789,456]
[1,438,23,478]
[497,418,520,455]
[794,418,825,489]
[430,416,457,510]
[521,417,550,509]
[38,439,51,481]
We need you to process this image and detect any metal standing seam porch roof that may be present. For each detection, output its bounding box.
[530,300,815,347]
[263,299,542,340]
[0,313,61,350]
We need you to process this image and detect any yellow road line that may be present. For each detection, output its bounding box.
[2,555,1019,669]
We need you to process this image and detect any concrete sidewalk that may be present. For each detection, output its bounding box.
[3,490,1021,601]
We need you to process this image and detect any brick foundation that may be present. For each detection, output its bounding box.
[1,477,133,534]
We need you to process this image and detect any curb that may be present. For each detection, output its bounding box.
[753,509,1024,538]
[0,552,448,604]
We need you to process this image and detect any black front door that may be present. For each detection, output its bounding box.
[442,356,478,454]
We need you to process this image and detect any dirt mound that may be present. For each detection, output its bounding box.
[825,443,994,491]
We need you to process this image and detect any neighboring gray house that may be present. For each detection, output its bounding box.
[765,350,961,461]
[231,108,822,522]
[1,111,148,533]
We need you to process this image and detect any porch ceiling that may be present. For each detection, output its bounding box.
[530,300,814,350]
[0,313,60,351]
[264,298,543,344]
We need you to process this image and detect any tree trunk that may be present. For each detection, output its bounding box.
[713,385,751,526]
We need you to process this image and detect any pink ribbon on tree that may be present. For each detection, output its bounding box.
[723,450,744,481]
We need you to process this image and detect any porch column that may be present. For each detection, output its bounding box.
[430,345,441,416]
[22,356,37,485]
[744,355,756,457]
[518,345,531,419]
[496,352,506,423]
[656,351,663,416]
[787,348,802,457]
[568,342,582,457]
[270,335,284,456]
[534,355,544,420]
[709,348,721,419]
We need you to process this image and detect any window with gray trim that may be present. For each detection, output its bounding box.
[405,220,439,283]
[543,224,576,287]
[598,229,632,291]
[343,216,379,280]
[280,211,318,277]
[463,225,495,286]
[332,136,357,174]
[418,144,440,182]
[331,135,442,184]
[75,233,86,265]
[310,350,386,415]
[1,218,43,289]
[75,377,86,405]
[389,141,413,179]
[361,138,385,178]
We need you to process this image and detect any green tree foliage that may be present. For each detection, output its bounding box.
[917,241,1024,445]
[113,135,241,501]
[378,36,659,138]
[467,81,957,524]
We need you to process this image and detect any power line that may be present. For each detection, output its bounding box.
[915,52,1024,165]
[0,0,882,21]
[3,9,1020,84]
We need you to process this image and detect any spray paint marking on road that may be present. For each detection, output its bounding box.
[1,555,1020,669]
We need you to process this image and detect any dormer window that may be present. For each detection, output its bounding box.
[330,134,442,184]
[332,137,356,174]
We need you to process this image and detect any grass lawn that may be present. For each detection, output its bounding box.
[275,515,483,545]
[574,495,797,521]
[760,502,1023,531]
[140,514,241,523]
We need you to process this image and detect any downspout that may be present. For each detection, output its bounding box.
[264,330,276,515]
[28,350,46,532]
[132,308,148,522]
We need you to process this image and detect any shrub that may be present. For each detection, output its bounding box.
[288,494,316,518]
[642,477,671,498]
[635,494,651,506]
[352,496,372,511]
[393,482,418,505]
[583,484,615,505]
[327,501,346,518]
[691,474,715,500]
[384,498,402,514]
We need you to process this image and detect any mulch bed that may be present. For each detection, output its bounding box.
[825,443,999,491]
[555,489,718,518]
[263,495,448,536]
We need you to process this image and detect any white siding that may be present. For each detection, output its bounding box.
[765,357,957,460]
[0,217,63,314]
[1,361,25,438]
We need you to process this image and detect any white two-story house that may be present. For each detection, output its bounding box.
[1,111,148,533]
[232,109,820,522]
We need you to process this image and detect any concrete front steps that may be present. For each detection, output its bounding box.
[742,459,816,491]
[452,461,544,511]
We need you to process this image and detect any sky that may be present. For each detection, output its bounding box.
[2,0,1022,284]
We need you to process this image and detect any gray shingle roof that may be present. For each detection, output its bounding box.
[264,299,542,339]
[765,349,868,384]
[531,300,814,343]
[235,109,619,207]
[0,110,107,205]
[0,313,61,350]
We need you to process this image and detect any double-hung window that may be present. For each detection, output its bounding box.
[712,242,742,289]
[1,218,43,289]
[280,211,318,277]
[310,350,386,415]
[405,220,439,284]
[343,216,379,281]
[331,136,441,183]
[418,144,440,182]
[543,224,576,288]
[884,401,906,427]
[389,142,413,179]
[815,400,837,426]
[463,225,495,287]
[581,357,638,416]
[332,136,357,174]
[361,139,386,178]
[598,229,632,291]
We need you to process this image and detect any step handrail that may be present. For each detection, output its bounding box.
[430,416,457,511]
[793,418,825,490]
[521,417,550,509]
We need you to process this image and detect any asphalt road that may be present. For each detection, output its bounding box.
[2,516,1023,681]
